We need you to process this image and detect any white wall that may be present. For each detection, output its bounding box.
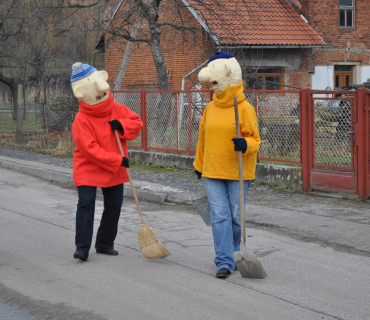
[361,66,370,84]
[311,66,334,90]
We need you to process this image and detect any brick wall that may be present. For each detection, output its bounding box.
[302,0,370,66]
[105,1,214,90]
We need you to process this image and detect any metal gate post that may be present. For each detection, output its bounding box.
[188,91,192,156]
[300,88,312,191]
[140,89,148,151]
[366,92,370,198]
[356,88,367,198]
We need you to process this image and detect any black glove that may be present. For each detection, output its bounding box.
[195,170,202,179]
[109,120,123,131]
[232,138,247,152]
[121,157,129,168]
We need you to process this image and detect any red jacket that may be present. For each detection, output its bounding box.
[72,92,142,187]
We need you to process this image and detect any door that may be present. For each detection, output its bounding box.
[334,65,353,88]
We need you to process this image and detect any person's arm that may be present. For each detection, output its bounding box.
[193,108,207,173]
[73,119,122,173]
[240,104,261,155]
[114,105,143,141]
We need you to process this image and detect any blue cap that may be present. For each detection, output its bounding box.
[71,63,97,82]
[207,51,235,63]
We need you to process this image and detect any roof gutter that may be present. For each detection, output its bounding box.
[216,45,330,49]
[94,0,124,51]
[182,0,220,45]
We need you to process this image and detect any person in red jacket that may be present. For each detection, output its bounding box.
[70,62,143,261]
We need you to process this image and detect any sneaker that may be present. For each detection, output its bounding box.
[216,268,230,279]
[73,251,88,261]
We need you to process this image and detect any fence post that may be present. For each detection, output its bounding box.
[188,91,192,155]
[300,88,311,191]
[140,89,148,151]
[16,84,24,144]
[356,88,367,198]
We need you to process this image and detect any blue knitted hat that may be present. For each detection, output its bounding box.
[71,63,97,82]
[207,52,235,63]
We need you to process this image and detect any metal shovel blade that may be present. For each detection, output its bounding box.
[191,188,211,226]
[233,250,267,279]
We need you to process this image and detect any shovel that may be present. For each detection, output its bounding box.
[232,96,267,279]
[191,188,211,226]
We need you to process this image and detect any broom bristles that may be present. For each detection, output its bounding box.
[138,225,171,259]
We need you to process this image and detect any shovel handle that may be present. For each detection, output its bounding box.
[114,130,145,223]
[234,97,246,252]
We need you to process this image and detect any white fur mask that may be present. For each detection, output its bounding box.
[198,57,242,93]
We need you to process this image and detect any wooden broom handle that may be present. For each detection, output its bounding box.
[234,96,246,252]
[114,130,146,224]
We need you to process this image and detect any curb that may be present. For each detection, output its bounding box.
[0,157,193,205]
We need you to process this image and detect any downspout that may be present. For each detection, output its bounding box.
[179,60,208,131]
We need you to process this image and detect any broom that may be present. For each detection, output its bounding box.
[232,97,267,279]
[114,130,171,259]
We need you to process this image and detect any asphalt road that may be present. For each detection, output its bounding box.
[1,168,370,320]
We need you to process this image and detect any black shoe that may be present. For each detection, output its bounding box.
[74,251,88,261]
[216,268,230,279]
[96,249,119,256]
[234,266,238,272]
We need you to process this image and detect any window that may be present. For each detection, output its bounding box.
[334,65,353,88]
[339,0,354,29]
[245,68,283,90]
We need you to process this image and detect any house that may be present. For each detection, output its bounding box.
[97,0,370,91]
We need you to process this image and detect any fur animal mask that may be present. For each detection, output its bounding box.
[198,52,242,93]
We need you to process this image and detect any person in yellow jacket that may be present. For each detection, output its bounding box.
[193,52,261,278]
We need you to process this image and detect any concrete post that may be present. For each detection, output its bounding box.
[16,84,23,143]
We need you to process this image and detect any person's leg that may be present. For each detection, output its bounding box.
[75,186,97,258]
[205,178,234,273]
[227,180,251,252]
[95,184,123,252]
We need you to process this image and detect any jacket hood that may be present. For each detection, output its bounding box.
[78,91,114,117]
[212,81,245,108]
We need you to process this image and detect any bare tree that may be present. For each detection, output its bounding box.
[0,0,108,118]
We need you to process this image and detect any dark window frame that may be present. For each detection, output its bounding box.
[244,67,283,91]
[339,0,355,29]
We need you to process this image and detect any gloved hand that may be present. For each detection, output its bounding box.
[109,120,123,131]
[195,170,202,179]
[121,157,129,168]
[232,138,247,152]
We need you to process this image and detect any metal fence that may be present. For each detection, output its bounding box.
[312,96,354,168]
[113,89,301,163]
[1,86,302,163]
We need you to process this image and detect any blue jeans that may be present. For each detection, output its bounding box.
[205,178,251,272]
[75,184,123,256]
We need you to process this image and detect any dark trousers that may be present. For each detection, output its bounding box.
[75,184,123,256]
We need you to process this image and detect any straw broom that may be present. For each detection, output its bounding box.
[114,130,171,259]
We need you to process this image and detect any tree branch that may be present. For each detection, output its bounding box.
[46,0,101,9]
[157,22,202,32]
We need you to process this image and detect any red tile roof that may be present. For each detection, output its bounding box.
[185,0,326,46]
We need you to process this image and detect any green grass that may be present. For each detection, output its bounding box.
[315,156,352,165]
[0,112,44,134]
[258,159,301,166]
[129,159,193,173]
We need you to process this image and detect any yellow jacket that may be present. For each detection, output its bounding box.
[193,82,261,180]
